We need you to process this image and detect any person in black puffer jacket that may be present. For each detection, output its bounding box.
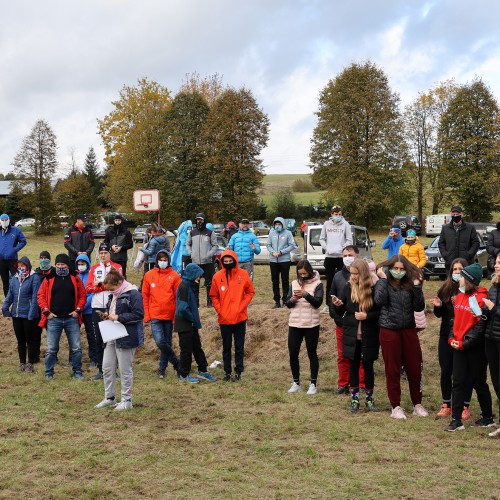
[481,254,500,436]
[430,258,473,420]
[486,222,500,278]
[374,255,427,420]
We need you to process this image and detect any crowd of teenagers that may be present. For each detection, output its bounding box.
[1,208,500,437]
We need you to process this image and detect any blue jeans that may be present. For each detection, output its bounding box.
[151,319,179,371]
[45,316,83,376]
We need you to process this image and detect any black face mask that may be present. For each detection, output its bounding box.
[405,239,415,245]
[196,222,204,230]
[452,215,462,223]
[223,261,236,270]
[299,274,313,281]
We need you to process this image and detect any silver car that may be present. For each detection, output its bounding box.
[254,235,302,264]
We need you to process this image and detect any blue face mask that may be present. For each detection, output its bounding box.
[39,259,51,271]
[458,286,465,293]
[56,267,69,277]
[452,274,461,282]
[331,216,342,223]
[274,225,283,232]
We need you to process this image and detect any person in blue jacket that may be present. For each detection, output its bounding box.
[381,227,404,258]
[267,217,298,308]
[140,223,169,272]
[171,220,192,273]
[0,213,27,297]
[229,218,261,281]
[2,256,41,373]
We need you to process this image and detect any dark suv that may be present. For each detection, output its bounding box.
[391,215,422,236]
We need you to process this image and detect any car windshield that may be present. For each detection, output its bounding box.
[430,237,440,248]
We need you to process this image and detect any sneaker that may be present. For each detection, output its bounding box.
[288,382,301,393]
[365,399,379,412]
[437,404,452,417]
[474,416,495,427]
[25,363,35,373]
[390,406,407,420]
[445,419,465,432]
[488,426,500,437]
[272,302,281,309]
[306,383,318,395]
[234,373,241,382]
[95,398,117,409]
[349,398,360,413]
[413,404,429,417]
[18,363,26,372]
[321,305,329,314]
[89,361,97,369]
[73,373,85,380]
[45,374,54,380]
[179,374,200,384]
[90,371,103,381]
[461,407,471,421]
[157,369,166,379]
[198,371,217,381]
[114,400,133,411]
[336,386,349,395]
[223,373,232,382]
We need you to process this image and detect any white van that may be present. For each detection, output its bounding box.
[425,214,451,237]
[304,224,376,274]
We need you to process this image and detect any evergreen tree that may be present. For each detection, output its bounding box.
[83,147,102,199]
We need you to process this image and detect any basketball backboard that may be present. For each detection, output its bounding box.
[133,189,160,212]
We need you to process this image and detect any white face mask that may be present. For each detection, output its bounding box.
[1,219,9,229]
[77,264,88,272]
[458,286,466,293]
[452,274,461,282]
[343,256,355,267]
[158,261,169,269]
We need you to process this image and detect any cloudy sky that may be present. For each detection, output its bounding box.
[1,0,499,177]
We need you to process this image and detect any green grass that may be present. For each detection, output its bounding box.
[259,174,326,208]
[0,232,499,498]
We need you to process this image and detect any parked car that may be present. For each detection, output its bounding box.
[88,224,108,239]
[284,218,297,236]
[304,224,376,274]
[391,215,422,236]
[15,218,35,227]
[249,220,270,236]
[254,235,302,265]
[425,214,451,237]
[470,222,496,239]
[423,234,488,280]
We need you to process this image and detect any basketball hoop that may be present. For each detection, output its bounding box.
[133,190,160,213]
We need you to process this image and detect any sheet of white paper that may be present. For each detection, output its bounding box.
[99,320,129,343]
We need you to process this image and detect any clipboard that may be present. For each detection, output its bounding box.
[99,320,129,342]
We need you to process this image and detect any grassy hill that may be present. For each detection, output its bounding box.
[258,174,326,207]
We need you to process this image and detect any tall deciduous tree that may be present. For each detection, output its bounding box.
[11,119,58,233]
[179,72,226,105]
[97,78,172,211]
[439,79,500,220]
[310,62,409,227]
[53,174,98,222]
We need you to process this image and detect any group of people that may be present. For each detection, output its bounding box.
[1,206,500,435]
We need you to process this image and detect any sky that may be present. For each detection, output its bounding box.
[1,0,500,177]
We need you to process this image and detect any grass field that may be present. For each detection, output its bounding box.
[0,230,499,498]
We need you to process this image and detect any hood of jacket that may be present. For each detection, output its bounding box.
[182,262,204,282]
[220,249,239,267]
[17,256,32,274]
[273,216,286,227]
[177,220,193,238]
[75,254,91,267]
[155,249,171,267]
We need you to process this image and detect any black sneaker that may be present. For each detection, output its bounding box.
[445,419,465,432]
[365,399,379,412]
[223,373,232,382]
[348,398,360,413]
[336,386,349,395]
[272,303,281,309]
[474,416,495,427]
[234,373,241,382]
[90,371,103,381]
[157,369,166,379]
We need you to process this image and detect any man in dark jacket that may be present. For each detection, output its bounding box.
[486,222,500,277]
[104,214,133,278]
[64,214,95,270]
[0,213,27,296]
[438,206,480,270]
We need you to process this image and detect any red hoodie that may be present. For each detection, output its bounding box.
[450,286,488,349]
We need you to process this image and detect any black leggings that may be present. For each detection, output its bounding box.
[288,326,319,383]
[349,340,375,391]
[485,337,500,403]
[12,317,40,364]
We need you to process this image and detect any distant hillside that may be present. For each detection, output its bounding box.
[259,174,326,206]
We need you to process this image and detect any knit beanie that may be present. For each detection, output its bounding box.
[55,254,70,266]
[407,229,417,238]
[461,263,483,286]
[39,251,51,259]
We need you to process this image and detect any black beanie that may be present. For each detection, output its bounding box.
[55,254,70,266]
[40,251,51,260]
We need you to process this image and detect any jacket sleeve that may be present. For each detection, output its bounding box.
[417,245,427,268]
[142,276,151,322]
[28,275,41,320]
[86,266,105,294]
[208,278,221,314]
[381,236,392,250]
[141,238,156,256]
[14,229,27,252]
[399,244,408,259]
[284,286,295,308]
[412,284,425,312]
[241,277,255,309]
[104,228,111,245]
[280,233,297,256]
[186,233,193,255]
[345,223,353,246]
[373,279,389,307]
[366,302,381,322]
[37,279,50,313]
[252,234,261,255]
[2,285,13,316]
[266,232,274,254]
[305,282,323,309]
[85,232,95,255]
[122,230,133,251]
[433,304,443,319]
[438,228,447,260]
[208,231,218,258]
[75,277,87,310]
[64,228,78,255]
[319,225,327,250]
[118,291,144,324]
[461,319,486,350]
[468,227,480,261]
[487,232,500,256]
[176,286,196,323]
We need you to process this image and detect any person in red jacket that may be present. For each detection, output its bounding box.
[445,262,493,432]
[142,250,181,378]
[37,254,86,380]
[209,249,255,382]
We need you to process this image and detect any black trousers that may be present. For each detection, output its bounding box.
[485,337,500,403]
[324,257,343,306]
[91,309,106,369]
[194,262,214,306]
[438,336,473,404]
[288,325,320,382]
[112,260,127,279]
[349,340,375,391]
[452,345,492,421]
[82,313,97,364]
[270,261,291,304]
[178,328,208,376]
[12,317,40,364]
[0,259,17,297]
[220,321,246,374]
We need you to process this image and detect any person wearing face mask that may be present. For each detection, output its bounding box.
[174,263,216,383]
[2,257,41,373]
[398,230,426,269]
[37,254,86,380]
[142,250,181,379]
[319,206,353,308]
[104,214,133,279]
[374,255,427,420]
[285,260,323,395]
[186,213,218,306]
[445,263,493,432]
[381,227,404,258]
[0,213,27,297]
[430,258,474,420]
[63,214,95,271]
[228,218,261,282]
[210,250,255,382]
[267,217,298,308]
[438,205,480,272]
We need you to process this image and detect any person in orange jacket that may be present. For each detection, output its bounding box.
[398,230,426,269]
[209,249,255,382]
[142,250,181,378]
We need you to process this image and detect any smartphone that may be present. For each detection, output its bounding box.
[331,295,338,301]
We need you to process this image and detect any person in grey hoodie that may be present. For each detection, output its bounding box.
[319,206,353,306]
[267,217,298,308]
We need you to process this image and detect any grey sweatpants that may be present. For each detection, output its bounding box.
[239,261,254,281]
[103,340,136,402]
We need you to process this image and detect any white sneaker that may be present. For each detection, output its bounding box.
[306,383,318,395]
[488,426,500,437]
[288,382,301,394]
[390,406,407,420]
[114,400,133,411]
[412,404,429,417]
[95,398,117,409]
